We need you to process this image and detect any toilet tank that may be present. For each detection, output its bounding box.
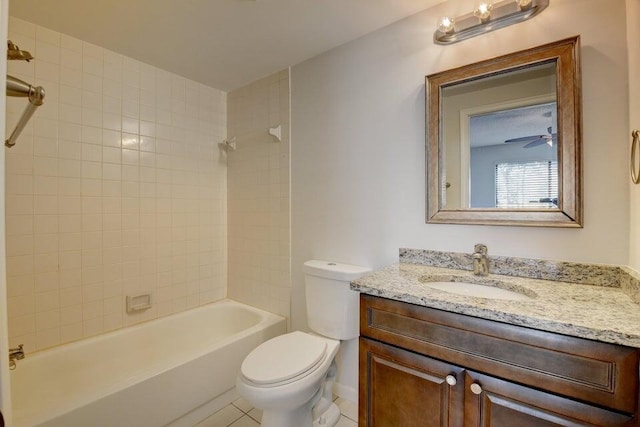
[303,260,371,340]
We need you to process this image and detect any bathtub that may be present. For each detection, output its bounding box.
[10,299,286,427]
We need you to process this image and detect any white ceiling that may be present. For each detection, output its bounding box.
[470,102,557,148]
[10,0,445,91]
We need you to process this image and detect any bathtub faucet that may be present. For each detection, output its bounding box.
[9,344,24,370]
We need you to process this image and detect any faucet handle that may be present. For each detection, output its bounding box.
[474,244,487,254]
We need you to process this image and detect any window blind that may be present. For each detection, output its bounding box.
[495,160,558,208]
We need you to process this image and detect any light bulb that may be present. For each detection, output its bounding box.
[474,2,493,22]
[438,16,455,33]
[516,0,533,10]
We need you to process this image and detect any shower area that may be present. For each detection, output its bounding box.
[1,11,291,426]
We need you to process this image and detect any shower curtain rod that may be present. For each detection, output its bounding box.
[5,74,45,148]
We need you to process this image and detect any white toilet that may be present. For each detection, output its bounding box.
[236,260,370,427]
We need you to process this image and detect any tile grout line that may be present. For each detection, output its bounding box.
[343,414,358,423]
[226,405,245,427]
[226,413,245,427]
[247,414,261,424]
[230,399,263,425]
[231,402,250,414]
[217,402,247,427]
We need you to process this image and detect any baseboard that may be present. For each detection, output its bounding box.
[333,382,358,404]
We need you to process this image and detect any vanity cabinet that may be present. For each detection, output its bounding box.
[359,294,640,426]
[360,338,465,426]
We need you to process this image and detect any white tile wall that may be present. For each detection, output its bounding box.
[227,71,290,320]
[6,17,228,352]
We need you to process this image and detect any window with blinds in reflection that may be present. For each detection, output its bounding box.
[495,160,558,209]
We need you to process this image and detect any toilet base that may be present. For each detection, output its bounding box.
[313,402,341,427]
[260,401,341,427]
[261,399,313,427]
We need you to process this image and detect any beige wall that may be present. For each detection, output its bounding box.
[5,18,227,352]
[628,0,640,271]
[226,70,290,321]
[291,0,630,396]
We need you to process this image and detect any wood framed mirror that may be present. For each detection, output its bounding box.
[426,36,582,227]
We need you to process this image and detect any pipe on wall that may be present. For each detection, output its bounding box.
[5,74,45,148]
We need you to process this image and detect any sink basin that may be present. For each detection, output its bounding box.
[420,275,535,301]
[423,281,532,301]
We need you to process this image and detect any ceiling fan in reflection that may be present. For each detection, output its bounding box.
[505,127,557,148]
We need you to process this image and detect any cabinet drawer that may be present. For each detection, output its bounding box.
[360,294,640,413]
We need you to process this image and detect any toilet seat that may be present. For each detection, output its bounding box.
[241,331,328,387]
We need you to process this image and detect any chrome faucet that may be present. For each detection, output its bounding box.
[9,344,24,370]
[472,244,489,276]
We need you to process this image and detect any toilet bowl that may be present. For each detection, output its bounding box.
[236,331,340,426]
[236,260,370,427]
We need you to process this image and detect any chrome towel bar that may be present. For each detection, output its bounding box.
[632,130,640,184]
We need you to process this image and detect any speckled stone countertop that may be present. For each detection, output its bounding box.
[352,262,640,348]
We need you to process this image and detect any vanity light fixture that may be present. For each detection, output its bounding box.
[516,0,533,9]
[473,2,493,23]
[438,16,455,34]
[434,0,549,45]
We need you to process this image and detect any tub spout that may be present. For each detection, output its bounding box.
[9,344,24,370]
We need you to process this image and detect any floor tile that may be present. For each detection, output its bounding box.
[335,397,358,422]
[196,405,244,427]
[208,396,358,426]
[247,408,263,423]
[229,415,260,427]
[232,397,254,413]
[335,415,358,427]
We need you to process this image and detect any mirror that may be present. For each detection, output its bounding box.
[426,36,582,227]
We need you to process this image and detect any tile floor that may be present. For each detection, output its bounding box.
[196,396,358,427]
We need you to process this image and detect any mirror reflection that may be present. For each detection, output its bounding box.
[441,62,558,210]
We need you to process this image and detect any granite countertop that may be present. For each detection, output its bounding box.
[351,262,640,348]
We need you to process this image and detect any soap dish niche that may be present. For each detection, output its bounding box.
[126,293,152,314]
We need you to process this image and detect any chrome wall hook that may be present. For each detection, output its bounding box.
[269,125,282,142]
[219,137,236,151]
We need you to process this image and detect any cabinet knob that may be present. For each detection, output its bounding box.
[445,375,457,386]
[470,383,483,395]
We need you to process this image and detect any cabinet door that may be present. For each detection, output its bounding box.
[464,371,636,427]
[360,337,465,427]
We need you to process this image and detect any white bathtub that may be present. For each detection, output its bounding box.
[10,299,286,427]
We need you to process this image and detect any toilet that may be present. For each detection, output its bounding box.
[236,260,370,427]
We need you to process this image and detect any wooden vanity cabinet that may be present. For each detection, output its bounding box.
[360,338,465,427]
[359,294,640,427]
[463,370,635,427]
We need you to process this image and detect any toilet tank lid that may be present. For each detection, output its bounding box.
[303,260,371,281]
